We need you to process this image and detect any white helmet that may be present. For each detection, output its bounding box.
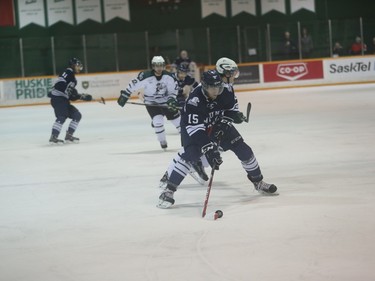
[215,57,239,78]
[151,56,165,67]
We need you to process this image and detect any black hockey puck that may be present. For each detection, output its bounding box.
[215,210,223,218]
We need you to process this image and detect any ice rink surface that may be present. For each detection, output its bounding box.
[1,83,375,281]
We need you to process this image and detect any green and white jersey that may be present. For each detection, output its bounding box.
[124,70,178,105]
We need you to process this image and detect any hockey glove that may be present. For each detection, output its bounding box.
[213,116,233,139]
[80,93,92,101]
[167,97,179,113]
[233,112,246,124]
[202,142,223,170]
[68,88,80,101]
[118,90,131,107]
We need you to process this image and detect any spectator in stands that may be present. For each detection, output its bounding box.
[171,50,192,72]
[171,49,198,79]
[332,42,345,57]
[300,27,314,58]
[280,31,298,60]
[349,36,367,55]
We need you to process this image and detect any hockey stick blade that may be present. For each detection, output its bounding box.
[244,102,252,123]
[93,97,106,104]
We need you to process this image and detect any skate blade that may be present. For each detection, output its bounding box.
[188,170,206,186]
[65,140,79,144]
[257,190,279,196]
[157,200,173,209]
[49,141,64,145]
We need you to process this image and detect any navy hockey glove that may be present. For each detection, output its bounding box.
[202,142,223,170]
[118,90,131,107]
[167,97,179,113]
[80,94,92,101]
[68,88,80,101]
[214,116,233,139]
[233,112,246,124]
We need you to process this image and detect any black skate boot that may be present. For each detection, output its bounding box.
[160,141,168,150]
[65,132,80,143]
[159,171,168,189]
[157,187,175,209]
[248,175,277,195]
[253,180,277,195]
[190,161,209,181]
[49,134,64,144]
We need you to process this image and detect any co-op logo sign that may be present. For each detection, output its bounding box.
[276,63,308,81]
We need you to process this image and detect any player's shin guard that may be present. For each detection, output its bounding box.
[152,115,167,148]
[170,116,181,133]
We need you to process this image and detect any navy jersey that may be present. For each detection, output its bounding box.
[50,68,77,99]
[181,83,240,148]
[173,73,197,92]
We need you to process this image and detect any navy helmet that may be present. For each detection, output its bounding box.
[68,57,83,71]
[201,70,224,94]
[177,64,189,74]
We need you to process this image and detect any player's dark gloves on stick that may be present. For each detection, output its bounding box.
[80,93,92,101]
[214,116,233,139]
[167,97,179,113]
[118,90,131,107]
[202,142,223,170]
[233,112,246,123]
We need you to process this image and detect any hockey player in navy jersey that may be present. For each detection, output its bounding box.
[157,69,277,209]
[48,57,92,144]
[117,56,180,150]
[173,64,198,107]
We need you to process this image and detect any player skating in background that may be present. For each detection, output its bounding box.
[157,69,277,209]
[48,57,92,144]
[173,64,199,107]
[117,56,180,150]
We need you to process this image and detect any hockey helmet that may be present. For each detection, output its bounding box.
[151,56,166,67]
[201,70,224,98]
[216,57,239,78]
[177,64,189,74]
[68,57,83,71]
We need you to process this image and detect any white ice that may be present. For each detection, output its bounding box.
[1,83,375,281]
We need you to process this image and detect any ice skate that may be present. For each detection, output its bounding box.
[160,140,168,151]
[157,189,175,208]
[65,132,80,143]
[253,180,278,195]
[159,171,168,189]
[49,134,64,145]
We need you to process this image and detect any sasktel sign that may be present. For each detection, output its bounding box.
[263,61,324,82]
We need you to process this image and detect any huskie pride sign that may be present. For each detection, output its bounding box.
[263,60,324,82]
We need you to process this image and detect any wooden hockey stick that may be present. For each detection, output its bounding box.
[202,165,217,218]
[202,133,223,218]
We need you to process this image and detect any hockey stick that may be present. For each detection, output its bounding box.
[93,97,106,104]
[202,165,217,218]
[244,102,252,123]
[201,133,223,218]
[127,101,182,110]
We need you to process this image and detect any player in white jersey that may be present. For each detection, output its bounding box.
[117,56,181,149]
